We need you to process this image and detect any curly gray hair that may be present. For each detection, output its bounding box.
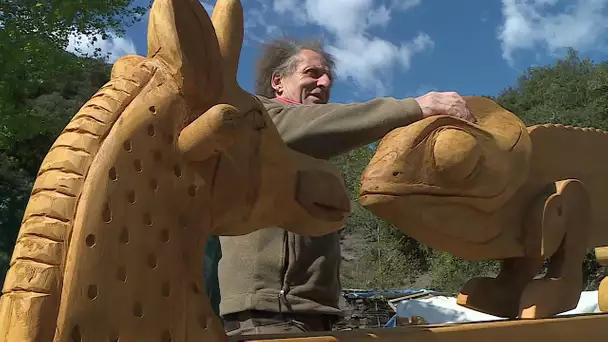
[254,37,336,98]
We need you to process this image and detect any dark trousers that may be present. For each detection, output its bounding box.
[223,310,337,336]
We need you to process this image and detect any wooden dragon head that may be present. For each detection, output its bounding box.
[360,96,532,258]
[0,0,349,341]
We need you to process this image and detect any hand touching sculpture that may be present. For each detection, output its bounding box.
[416,91,476,123]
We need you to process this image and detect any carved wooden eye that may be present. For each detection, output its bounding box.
[432,128,481,182]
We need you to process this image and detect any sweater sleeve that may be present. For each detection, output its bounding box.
[258,96,423,159]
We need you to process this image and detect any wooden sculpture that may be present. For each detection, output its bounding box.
[0,0,350,341]
[359,96,608,319]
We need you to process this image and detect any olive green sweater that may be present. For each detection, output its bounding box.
[218,95,423,317]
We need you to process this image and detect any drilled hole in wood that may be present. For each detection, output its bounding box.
[188,185,197,197]
[161,281,171,297]
[102,204,112,223]
[149,106,156,114]
[123,140,132,152]
[109,167,118,181]
[127,190,136,204]
[85,234,96,247]
[71,325,82,342]
[147,253,158,269]
[160,229,170,243]
[150,178,159,191]
[143,213,153,226]
[173,164,182,178]
[117,266,127,282]
[161,330,172,342]
[199,314,208,329]
[153,150,162,162]
[133,302,144,318]
[87,284,98,300]
[192,282,200,294]
[119,227,129,244]
[134,159,143,172]
[147,124,156,136]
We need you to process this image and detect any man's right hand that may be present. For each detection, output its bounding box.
[415,91,476,123]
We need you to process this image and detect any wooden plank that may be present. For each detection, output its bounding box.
[232,313,608,342]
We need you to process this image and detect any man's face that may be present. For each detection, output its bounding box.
[273,49,332,105]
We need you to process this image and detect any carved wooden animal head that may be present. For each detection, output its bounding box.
[359,97,532,257]
[0,0,349,341]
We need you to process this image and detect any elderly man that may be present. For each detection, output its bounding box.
[217,37,474,335]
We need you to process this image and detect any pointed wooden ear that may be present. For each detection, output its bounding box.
[147,0,224,111]
[211,0,244,83]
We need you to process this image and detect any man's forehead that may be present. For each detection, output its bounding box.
[296,49,329,68]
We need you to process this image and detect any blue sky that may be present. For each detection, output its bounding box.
[67,0,608,104]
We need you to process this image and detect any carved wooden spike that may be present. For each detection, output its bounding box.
[211,0,244,81]
[148,0,223,113]
[0,0,349,341]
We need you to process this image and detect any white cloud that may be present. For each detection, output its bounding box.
[66,33,137,63]
[193,0,431,95]
[497,0,608,65]
[271,0,432,96]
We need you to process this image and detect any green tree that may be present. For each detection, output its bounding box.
[0,0,150,284]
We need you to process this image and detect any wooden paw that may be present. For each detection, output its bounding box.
[458,276,523,318]
[519,276,582,319]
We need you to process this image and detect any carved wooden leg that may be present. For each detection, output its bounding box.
[457,257,542,318]
[519,179,590,318]
[593,246,608,312]
[456,184,561,318]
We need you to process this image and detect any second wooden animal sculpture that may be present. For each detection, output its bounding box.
[360,96,608,319]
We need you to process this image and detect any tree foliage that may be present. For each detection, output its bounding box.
[0,0,148,149]
[0,0,149,284]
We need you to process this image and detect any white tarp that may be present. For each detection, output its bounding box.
[395,290,600,324]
